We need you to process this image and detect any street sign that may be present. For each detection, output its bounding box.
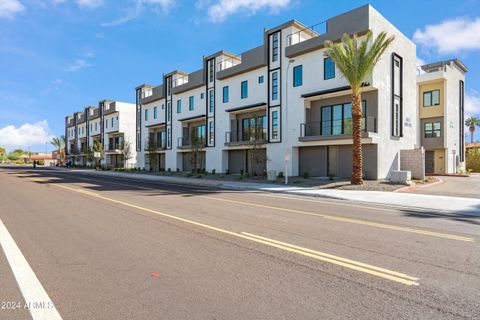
[94,152,101,158]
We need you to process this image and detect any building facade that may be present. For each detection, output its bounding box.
[66,100,137,168]
[135,4,422,179]
[417,59,467,174]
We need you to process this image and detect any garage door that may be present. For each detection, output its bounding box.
[299,146,327,177]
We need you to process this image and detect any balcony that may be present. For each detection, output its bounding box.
[225,129,267,147]
[145,139,166,152]
[106,142,124,152]
[299,116,377,142]
[177,136,205,149]
[286,21,326,47]
[217,56,241,72]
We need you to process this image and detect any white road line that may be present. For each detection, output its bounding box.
[0,218,62,320]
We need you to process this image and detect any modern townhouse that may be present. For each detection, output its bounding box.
[65,100,137,168]
[135,4,429,179]
[417,59,467,174]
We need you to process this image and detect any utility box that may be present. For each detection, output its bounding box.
[391,170,411,184]
[267,171,277,181]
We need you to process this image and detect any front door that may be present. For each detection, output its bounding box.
[425,151,434,174]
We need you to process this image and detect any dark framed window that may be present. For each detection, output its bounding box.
[321,101,366,136]
[209,121,214,145]
[293,65,303,87]
[144,109,148,122]
[177,100,182,113]
[209,90,214,112]
[258,76,264,84]
[241,81,248,99]
[324,58,335,80]
[223,86,229,103]
[423,90,440,107]
[460,80,465,162]
[392,53,403,137]
[272,33,279,62]
[209,60,214,82]
[154,106,158,119]
[272,111,279,139]
[271,72,278,100]
[189,96,194,111]
[200,93,204,99]
[425,122,441,138]
[167,102,171,121]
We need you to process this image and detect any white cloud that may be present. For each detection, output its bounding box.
[77,0,104,9]
[413,17,480,54]
[0,0,25,19]
[65,59,93,72]
[203,0,291,23]
[102,0,175,27]
[0,121,54,149]
[465,90,480,116]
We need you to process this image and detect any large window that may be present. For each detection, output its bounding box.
[324,58,335,80]
[321,101,366,136]
[271,72,278,100]
[241,81,248,99]
[425,122,441,138]
[272,111,279,139]
[154,106,158,119]
[272,33,279,62]
[423,90,440,107]
[392,53,403,137]
[189,96,194,111]
[144,109,149,121]
[293,65,303,87]
[177,100,182,113]
[240,115,266,141]
[209,90,214,112]
[223,86,229,103]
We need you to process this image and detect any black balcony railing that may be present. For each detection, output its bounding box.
[225,128,267,144]
[300,116,377,138]
[177,136,206,148]
[107,143,124,151]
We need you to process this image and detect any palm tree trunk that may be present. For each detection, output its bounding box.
[470,128,475,143]
[351,93,363,185]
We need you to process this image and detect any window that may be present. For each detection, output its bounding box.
[425,122,441,138]
[154,106,158,119]
[111,118,114,127]
[209,90,214,112]
[223,86,229,103]
[423,90,440,107]
[460,80,465,162]
[209,121,214,145]
[145,109,149,121]
[177,100,182,113]
[241,116,266,141]
[167,102,171,121]
[293,65,303,87]
[162,104,165,110]
[392,53,403,137]
[95,122,97,131]
[90,124,92,132]
[105,119,108,128]
[272,33,279,62]
[272,111,279,139]
[209,60,214,82]
[272,72,278,100]
[258,76,264,84]
[321,101,367,136]
[324,58,335,80]
[189,96,194,111]
[241,81,248,99]
[200,93,204,99]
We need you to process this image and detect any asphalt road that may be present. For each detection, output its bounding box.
[0,166,479,320]
[412,174,480,199]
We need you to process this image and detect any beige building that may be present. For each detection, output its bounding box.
[417,59,467,174]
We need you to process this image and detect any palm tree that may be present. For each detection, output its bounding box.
[465,116,479,143]
[50,135,65,162]
[325,31,394,184]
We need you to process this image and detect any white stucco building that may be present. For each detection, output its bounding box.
[66,100,137,168]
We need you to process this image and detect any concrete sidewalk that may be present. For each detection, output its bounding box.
[52,168,480,216]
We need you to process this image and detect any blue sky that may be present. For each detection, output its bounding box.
[0,0,479,152]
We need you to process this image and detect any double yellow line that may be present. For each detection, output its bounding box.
[52,183,419,286]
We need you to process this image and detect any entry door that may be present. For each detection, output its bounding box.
[328,146,338,177]
[425,151,434,174]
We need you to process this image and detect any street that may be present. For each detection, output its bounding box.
[0,167,479,319]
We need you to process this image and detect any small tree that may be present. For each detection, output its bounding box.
[0,147,5,156]
[145,137,157,171]
[465,116,479,143]
[86,147,95,165]
[93,141,105,167]
[245,124,268,176]
[190,128,204,173]
[122,141,133,168]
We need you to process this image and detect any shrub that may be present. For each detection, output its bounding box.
[211,169,216,175]
[196,174,203,178]
[187,172,193,177]
[466,149,480,172]
[37,160,45,165]
[176,168,180,172]
[244,173,250,178]
[303,171,309,179]
[277,171,284,178]
[226,169,230,175]
[167,168,171,172]
[240,169,244,176]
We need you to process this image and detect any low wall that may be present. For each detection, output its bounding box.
[400,148,425,180]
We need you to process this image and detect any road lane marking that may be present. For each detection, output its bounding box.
[51,183,419,286]
[199,196,474,242]
[0,219,63,320]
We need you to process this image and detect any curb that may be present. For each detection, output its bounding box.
[394,177,444,193]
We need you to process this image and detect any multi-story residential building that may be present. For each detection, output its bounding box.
[417,60,467,174]
[65,100,137,168]
[135,4,422,179]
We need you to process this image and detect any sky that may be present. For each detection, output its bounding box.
[0,0,479,152]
